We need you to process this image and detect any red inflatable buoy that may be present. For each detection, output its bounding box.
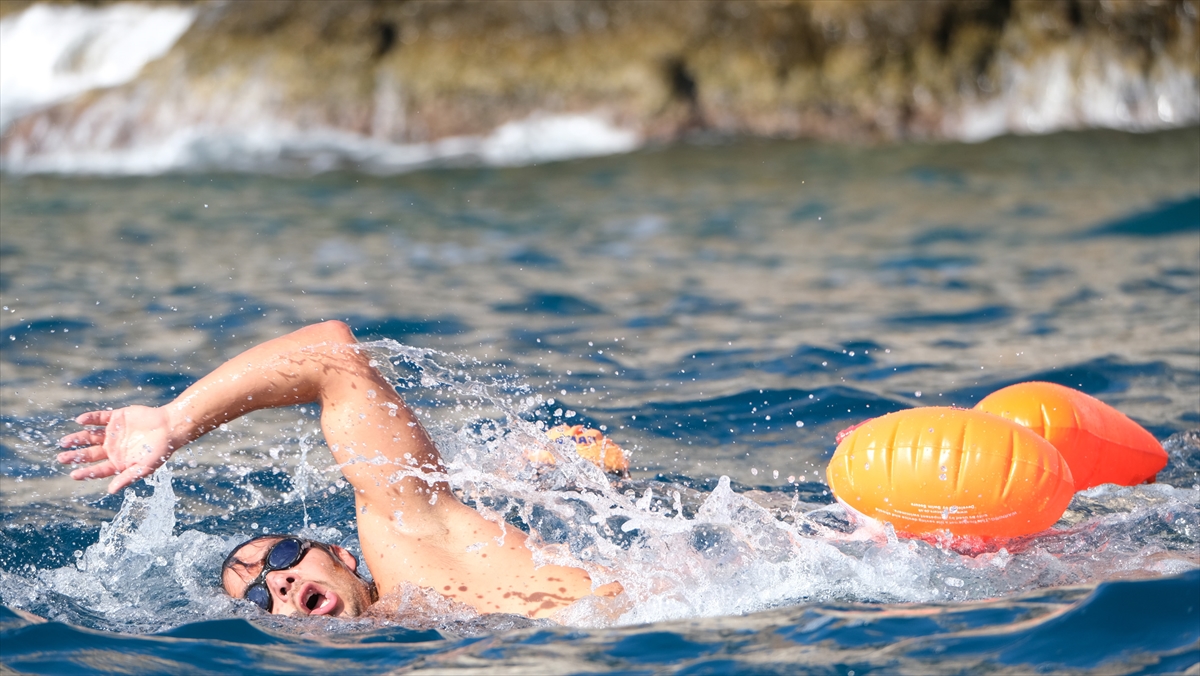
[827,407,1075,538]
[974,382,1167,491]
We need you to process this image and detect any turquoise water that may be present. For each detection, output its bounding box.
[1,129,1199,673]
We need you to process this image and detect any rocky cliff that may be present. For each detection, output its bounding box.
[1,0,1196,173]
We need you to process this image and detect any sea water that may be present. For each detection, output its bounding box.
[1,129,1198,673]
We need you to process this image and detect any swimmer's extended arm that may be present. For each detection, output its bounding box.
[60,321,622,612]
[57,322,447,515]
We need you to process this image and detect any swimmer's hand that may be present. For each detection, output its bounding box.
[57,406,179,493]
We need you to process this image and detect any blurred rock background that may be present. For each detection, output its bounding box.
[1,0,1197,173]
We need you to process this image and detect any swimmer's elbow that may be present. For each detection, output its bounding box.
[298,320,358,346]
[318,319,357,343]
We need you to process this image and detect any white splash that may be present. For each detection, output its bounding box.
[3,340,1195,633]
[12,466,239,631]
[0,2,196,129]
[362,340,1200,628]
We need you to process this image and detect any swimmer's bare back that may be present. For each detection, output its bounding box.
[58,321,621,618]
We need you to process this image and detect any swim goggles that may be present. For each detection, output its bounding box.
[239,537,333,612]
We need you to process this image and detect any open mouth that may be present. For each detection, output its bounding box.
[305,591,322,611]
[298,584,340,616]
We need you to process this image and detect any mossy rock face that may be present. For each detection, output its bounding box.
[2,0,1197,163]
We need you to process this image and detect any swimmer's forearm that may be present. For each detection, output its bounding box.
[164,322,445,480]
[162,321,345,449]
[61,321,446,497]
[161,322,351,448]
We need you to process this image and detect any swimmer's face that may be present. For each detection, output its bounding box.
[221,536,373,618]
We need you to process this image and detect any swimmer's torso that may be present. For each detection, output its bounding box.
[355,488,613,618]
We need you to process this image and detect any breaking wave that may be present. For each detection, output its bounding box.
[0,2,195,129]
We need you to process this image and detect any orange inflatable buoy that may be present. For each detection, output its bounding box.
[525,424,629,474]
[827,408,1075,538]
[974,382,1167,491]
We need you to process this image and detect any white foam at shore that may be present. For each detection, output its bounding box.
[480,114,641,165]
[0,3,196,129]
[949,45,1199,142]
[0,112,643,175]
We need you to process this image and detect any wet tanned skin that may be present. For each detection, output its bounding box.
[60,321,621,619]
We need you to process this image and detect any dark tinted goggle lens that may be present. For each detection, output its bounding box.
[245,583,272,611]
[266,538,304,569]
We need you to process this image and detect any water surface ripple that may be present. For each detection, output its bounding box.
[2,129,1199,673]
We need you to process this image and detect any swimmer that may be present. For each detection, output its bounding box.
[57,321,623,619]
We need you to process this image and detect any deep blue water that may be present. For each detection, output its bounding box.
[3,571,1198,674]
[1,128,1199,673]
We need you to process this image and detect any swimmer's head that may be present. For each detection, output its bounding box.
[221,535,377,617]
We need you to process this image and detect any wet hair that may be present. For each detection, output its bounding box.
[221,534,378,603]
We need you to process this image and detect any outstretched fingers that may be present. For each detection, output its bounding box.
[108,465,151,494]
[59,412,113,473]
[59,429,106,451]
[70,460,117,481]
[56,444,108,465]
[75,410,113,427]
[59,410,124,485]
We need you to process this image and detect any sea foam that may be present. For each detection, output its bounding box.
[0,2,196,130]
